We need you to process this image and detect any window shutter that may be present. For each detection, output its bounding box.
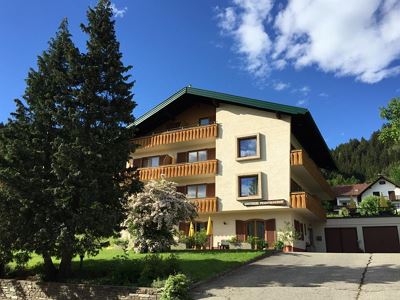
[206,183,215,197]
[177,186,187,194]
[160,155,172,166]
[236,220,246,242]
[176,152,187,163]
[132,158,143,168]
[179,222,190,235]
[207,148,216,160]
[265,219,276,247]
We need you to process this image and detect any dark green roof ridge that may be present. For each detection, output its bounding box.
[130,86,309,127]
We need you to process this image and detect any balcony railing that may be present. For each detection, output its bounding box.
[190,197,218,213]
[138,160,218,181]
[291,192,326,220]
[132,123,218,149]
[291,149,335,199]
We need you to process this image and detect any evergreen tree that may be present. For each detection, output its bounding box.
[0,0,140,279]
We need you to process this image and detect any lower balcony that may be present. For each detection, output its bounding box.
[291,192,326,220]
[190,197,218,213]
[138,160,217,181]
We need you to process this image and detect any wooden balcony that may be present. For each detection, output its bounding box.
[291,192,326,220]
[291,150,335,199]
[138,160,218,181]
[132,123,218,149]
[190,197,218,213]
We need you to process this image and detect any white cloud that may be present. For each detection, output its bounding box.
[273,81,290,91]
[296,99,308,106]
[216,0,400,83]
[319,92,329,97]
[111,3,127,18]
[216,0,273,77]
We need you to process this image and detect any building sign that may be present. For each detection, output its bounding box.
[242,199,288,207]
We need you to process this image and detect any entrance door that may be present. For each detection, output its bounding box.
[363,226,400,253]
[325,228,359,252]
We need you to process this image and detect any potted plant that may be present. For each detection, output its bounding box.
[277,221,300,252]
[194,230,208,250]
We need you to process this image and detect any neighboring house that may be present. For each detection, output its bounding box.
[129,87,335,251]
[333,176,400,209]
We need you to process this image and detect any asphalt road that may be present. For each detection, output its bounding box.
[191,252,400,300]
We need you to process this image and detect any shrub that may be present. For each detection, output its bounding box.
[274,240,284,251]
[347,199,357,209]
[359,196,380,216]
[161,273,191,300]
[256,239,267,250]
[138,254,182,286]
[339,207,350,217]
[193,230,208,249]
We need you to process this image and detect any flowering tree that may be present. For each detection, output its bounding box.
[126,178,197,253]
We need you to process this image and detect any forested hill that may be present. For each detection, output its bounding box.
[327,131,400,185]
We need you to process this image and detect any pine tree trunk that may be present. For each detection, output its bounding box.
[59,249,73,279]
[42,253,57,281]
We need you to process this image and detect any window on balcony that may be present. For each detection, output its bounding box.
[199,117,211,125]
[238,174,261,199]
[188,150,208,163]
[142,156,160,167]
[236,133,260,160]
[187,184,207,199]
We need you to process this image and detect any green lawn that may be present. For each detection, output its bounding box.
[8,248,266,286]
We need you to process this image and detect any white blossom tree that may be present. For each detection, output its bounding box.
[126,178,197,253]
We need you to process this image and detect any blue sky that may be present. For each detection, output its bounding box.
[1,0,399,148]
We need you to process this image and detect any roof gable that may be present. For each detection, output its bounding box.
[130,86,335,170]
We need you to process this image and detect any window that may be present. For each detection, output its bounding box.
[246,220,265,239]
[142,156,160,167]
[373,192,380,197]
[199,118,210,125]
[379,180,386,185]
[294,220,304,241]
[236,133,260,160]
[388,191,396,201]
[187,184,207,199]
[238,174,261,199]
[188,150,207,163]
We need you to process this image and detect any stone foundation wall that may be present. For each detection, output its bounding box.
[0,279,161,300]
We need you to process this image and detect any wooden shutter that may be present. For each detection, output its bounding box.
[179,222,190,235]
[207,148,216,160]
[176,152,187,163]
[177,186,187,194]
[206,183,215,197]
[160,155,172,166]
[236,220,246,242]
[132,158,143,168]
[265,219,276,247]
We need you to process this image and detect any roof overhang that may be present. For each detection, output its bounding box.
[130,87,336,170]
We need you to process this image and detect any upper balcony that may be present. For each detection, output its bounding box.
[190,197,218,213]
[137,160,218,181]
[291,149,335,200]
[291,192,326,220]
[132,123,218,150]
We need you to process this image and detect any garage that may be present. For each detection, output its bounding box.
[363,226,400,253]
[325,227,360,252]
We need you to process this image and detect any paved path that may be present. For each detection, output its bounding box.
[192,252,400,300]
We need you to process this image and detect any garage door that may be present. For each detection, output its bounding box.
[325,228,359,252]
[363,226,400,253]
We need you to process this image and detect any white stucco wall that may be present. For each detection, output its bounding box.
[361,180,400,199]
[215,103,291,212]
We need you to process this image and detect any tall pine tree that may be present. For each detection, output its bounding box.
[0,0,140,279]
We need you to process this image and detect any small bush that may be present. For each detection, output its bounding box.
[161,273,191,300]
[339,207,350,217]
[359,196,380,216]
[256,239,267,250]
[151,278,166,288]
[138,254,182,286]
[193,230,208,249]
[274,240,284,251]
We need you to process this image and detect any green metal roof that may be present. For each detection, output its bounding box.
[131,86,308,127]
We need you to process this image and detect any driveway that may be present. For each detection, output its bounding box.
[192,253,400,300]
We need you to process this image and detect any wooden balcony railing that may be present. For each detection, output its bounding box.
[291,192,326,220]
[190,197,218,213]
[138,160,218,181]
[291,150,335,199]
[132,123,218,149]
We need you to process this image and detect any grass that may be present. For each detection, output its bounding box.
[7,248,266,286]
